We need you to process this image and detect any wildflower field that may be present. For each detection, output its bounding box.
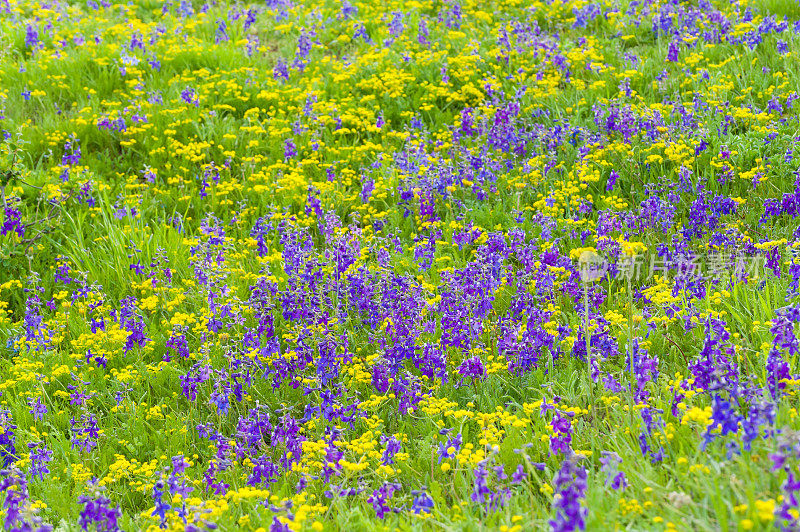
[2,0,800,530]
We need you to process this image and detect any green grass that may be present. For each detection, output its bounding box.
[0,0,800,530]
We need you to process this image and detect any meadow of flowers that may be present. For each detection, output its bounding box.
[1,0,800,529]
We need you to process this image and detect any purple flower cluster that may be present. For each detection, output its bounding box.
[79,490,122,532]
[1,206,24,237]
[550,454,588,532]
[1,469,52,531]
